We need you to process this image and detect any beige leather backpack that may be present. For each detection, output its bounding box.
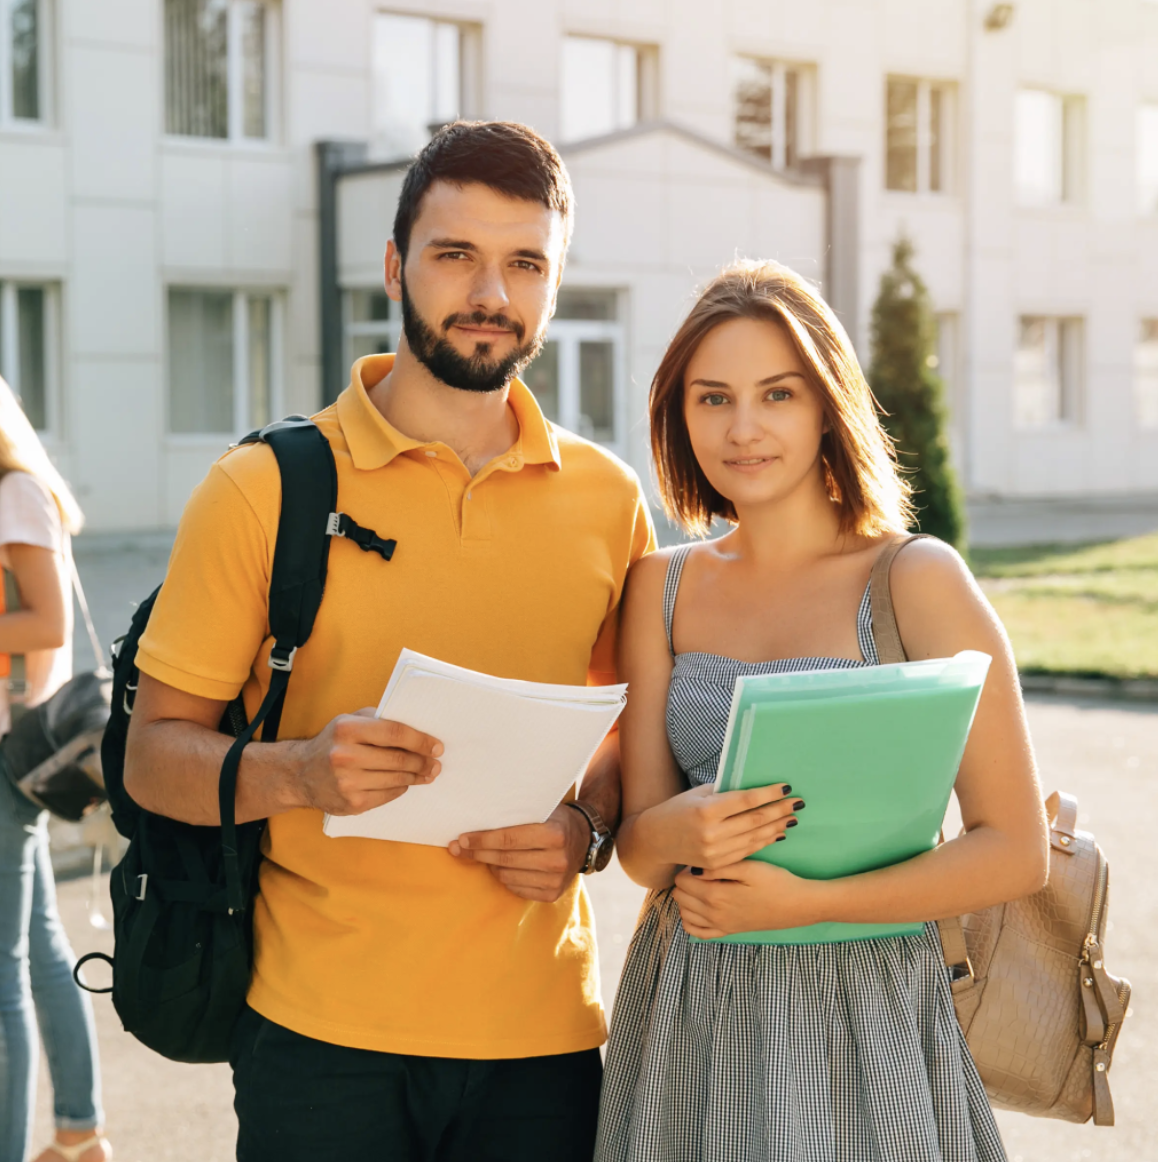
[870,535,1131,1126]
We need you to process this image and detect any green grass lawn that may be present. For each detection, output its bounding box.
[970,534,1158,681]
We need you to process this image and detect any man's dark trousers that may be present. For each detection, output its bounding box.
[232,1006,603,1161]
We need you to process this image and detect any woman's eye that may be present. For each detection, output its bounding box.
[702,393,728,406]
[767,389,792,402]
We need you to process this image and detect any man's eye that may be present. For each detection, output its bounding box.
[513,260,543,272]
[438,251,468,261]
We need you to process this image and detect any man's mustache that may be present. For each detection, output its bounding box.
[442,311,525,343]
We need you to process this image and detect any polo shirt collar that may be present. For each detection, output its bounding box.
[337,354,562,472]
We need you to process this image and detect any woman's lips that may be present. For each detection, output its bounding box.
[723,456,777,473]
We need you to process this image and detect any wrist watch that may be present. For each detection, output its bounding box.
[566,800,614,874]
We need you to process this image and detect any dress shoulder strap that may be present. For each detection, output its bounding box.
[868,533,933,664]
[661,544,696,657]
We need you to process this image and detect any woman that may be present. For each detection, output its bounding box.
[597,262,1048,1162]
[0,377,110,1162]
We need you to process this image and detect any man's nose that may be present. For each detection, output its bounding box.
[466,263,511,315]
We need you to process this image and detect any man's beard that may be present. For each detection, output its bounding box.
[400,279,545,394]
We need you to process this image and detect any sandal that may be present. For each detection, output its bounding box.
[35,1134,111,1162]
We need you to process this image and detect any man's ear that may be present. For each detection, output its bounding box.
[384,240,403,301]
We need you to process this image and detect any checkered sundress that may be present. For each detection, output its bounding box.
[595,545,1006,1162]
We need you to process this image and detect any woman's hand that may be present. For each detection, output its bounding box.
[672,860,823,939]
[634,782,802,870]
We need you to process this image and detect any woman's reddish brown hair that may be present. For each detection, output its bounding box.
[650,259,914,538]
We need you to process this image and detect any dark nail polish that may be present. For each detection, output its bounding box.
[775,834,787,842]
[781,785,792,796]
[793,800,806,811]
[690,866,703,876]
[786,818,799,828]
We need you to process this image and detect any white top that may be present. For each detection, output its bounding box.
[0,470,73,734]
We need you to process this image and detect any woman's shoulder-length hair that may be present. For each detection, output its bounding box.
[649,259,914,539]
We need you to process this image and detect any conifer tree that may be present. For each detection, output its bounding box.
[868,236,967,550]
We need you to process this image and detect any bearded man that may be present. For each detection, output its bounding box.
[123,121,654,1161]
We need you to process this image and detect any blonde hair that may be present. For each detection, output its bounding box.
[650,259,914,538]
[0,376,84,534]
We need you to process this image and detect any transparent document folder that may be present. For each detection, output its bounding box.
[699,651,991,947]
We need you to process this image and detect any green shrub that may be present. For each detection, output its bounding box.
[868,237,967,550]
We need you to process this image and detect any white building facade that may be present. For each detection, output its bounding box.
[2,0,1158,540]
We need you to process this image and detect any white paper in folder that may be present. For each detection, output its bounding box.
[322,650,627,846]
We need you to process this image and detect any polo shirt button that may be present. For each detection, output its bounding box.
[425,450,437,458]
[466,492,472,500]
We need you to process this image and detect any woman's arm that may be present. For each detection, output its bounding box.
[673,539,1050,938]
[0,542,68,653]
[616,550,798,890]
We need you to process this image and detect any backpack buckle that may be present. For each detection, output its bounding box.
[268,645,297,672]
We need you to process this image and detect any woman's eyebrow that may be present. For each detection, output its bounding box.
[688,371,807,389]
[757,371,808,386]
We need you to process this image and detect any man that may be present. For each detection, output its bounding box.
[124,121,654,1160]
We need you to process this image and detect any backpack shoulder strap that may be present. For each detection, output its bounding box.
[868,533,933,666]
[218,417,337,911]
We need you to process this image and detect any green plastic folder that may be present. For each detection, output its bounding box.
[697,651,991,947]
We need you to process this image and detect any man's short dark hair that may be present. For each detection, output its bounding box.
[392,120,575,263]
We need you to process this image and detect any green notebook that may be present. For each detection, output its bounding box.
[696,651,991,947]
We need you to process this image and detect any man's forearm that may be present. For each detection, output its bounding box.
[577,731,623,832]
[125,717,302,826]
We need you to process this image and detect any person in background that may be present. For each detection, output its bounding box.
[0,377,110,1162]
[597,261,1048,1162]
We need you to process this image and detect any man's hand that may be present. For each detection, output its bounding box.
[448,804,590,902]
[289,709,443,816]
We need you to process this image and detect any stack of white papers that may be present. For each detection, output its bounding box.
[323,649,627,846]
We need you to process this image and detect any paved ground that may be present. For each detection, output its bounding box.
[27,694,1157,1161]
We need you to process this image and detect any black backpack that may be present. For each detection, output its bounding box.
[76,417,395,1063]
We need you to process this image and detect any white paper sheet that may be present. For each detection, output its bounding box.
[323,651,626,846]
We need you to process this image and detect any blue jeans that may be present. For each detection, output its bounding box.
[0,774,103,1162]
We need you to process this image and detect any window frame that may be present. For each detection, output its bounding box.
[732,55,816,170]
[165,285,284,440]
[162,0,281,148]
[0,278,60,436]
[1013,314,1084,431]
[371,12,481,158]
[884,75,956,196]
[1014,88,1085,208]
[0,0,53,130]
[1138,103,1158,217]
[559,34,659,143]
[1135,318,1158,430]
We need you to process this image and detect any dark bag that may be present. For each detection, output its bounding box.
[2,545,112,821]
[2,671,111,821]
[75,417,396,1063]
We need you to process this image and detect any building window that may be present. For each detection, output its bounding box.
[1015,89,1084,206]
[1,0,48,125]
[885,77,954,194]
[1014,316,1083,428]
[523,289,625,450]
[0,281,55,433]
[164,0,275,141]
[560,36,657,142]
[732,57,814,169]
[1137,320,1158,429]
[1138,105,1158,216]
[372,13,477,158]
[167,288,279,435]
[344,289,401,368]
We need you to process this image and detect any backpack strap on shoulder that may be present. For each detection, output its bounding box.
[868,533,933,666]
[219,417,338,912]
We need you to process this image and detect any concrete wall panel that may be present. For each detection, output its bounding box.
[70,206,158,357]
[0,143,67,267]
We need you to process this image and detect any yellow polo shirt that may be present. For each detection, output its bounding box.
[136,355,654,1058]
